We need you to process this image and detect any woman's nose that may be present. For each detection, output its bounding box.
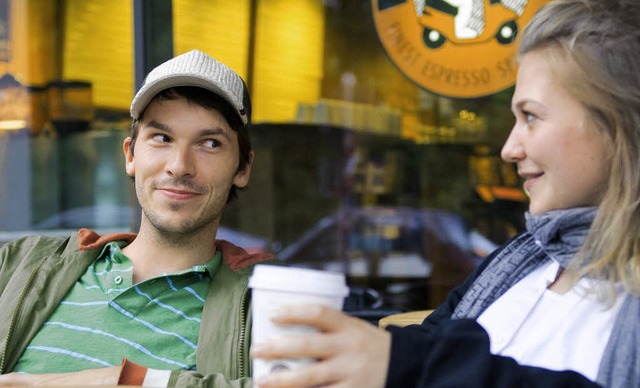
[500,129,525,163]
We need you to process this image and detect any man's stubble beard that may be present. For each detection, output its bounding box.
[141,199,226,247]
[135,176,233,246]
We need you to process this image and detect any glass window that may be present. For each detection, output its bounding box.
[0,0,134,239]
[0,0,537,312]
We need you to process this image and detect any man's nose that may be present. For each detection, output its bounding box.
[165,146,195,178]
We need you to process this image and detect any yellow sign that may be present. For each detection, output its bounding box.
[372,0,547,98]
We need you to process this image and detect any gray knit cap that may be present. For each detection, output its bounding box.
[130,49,249,125]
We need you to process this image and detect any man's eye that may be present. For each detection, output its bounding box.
[203,139,220,148]
[152,134,171,142]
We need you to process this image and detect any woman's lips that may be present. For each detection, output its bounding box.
[522,173,542,193]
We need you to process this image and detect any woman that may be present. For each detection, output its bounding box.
[251,0,640,387]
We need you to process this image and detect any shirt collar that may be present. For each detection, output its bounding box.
[98,241,221,279]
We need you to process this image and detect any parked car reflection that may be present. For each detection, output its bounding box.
[278,206,496,311]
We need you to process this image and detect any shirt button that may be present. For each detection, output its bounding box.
[114,276,123,285]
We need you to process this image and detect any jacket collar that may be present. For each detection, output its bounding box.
[76,228,274,271]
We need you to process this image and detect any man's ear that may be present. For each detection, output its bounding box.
[233,150,253,189]
[123,137,135,177]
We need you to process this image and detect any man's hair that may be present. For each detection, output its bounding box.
[519,0,640,295]
[129,86,253,203]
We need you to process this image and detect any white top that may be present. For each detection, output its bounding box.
[477,259,626,381]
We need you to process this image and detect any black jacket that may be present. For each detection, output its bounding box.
[385,240,601,388]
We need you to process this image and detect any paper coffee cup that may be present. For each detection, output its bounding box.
[249,264,349,384]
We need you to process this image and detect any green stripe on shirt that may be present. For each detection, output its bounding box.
[14,242,219,374]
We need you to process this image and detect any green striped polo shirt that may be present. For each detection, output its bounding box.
[14,241,220,374]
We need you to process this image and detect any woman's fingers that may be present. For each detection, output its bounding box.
[270,304,354,332]
[252,304,391,388]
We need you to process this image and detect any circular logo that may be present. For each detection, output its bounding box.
[372,0,548,98]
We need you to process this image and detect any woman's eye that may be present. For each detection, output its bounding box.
[523,111,537,123]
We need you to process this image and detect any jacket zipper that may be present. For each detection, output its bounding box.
[0,258,46,373]
[237,286,249,377]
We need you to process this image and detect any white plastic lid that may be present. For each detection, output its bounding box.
[249,265,350,298]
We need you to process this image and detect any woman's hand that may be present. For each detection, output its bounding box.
[251,304,391,388]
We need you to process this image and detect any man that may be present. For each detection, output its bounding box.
[0,50,278,387]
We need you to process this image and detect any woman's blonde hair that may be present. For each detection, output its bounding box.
[519,0,640,294]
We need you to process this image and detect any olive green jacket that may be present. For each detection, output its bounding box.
[0,228,280,387]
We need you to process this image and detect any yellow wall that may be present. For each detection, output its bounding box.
[173,0,325,124]
[1,0,324,120]
[252,0,324,123]
[173,0,251,80]
[0,0,58,85]
[63,0,133,111]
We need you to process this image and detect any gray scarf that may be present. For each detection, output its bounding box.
[451,207,639,387]
[452,207,595,318]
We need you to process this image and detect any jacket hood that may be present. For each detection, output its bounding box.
[77,228,274,271]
